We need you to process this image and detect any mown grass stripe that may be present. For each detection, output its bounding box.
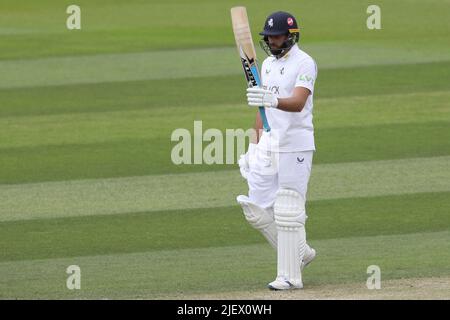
[1,0,449,61]
[1,61,450,118]
[1,191,449,262]
[0,48,239,89]
[1,90,449,150]
[2,41,450,89]
[0,156,449,222]
[1,230,449,299]
[0,121,449,184]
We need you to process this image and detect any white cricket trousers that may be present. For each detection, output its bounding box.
[247,146,314,209]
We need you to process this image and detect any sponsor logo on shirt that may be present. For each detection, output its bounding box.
[262,85,279,95]
[298,74,314,85]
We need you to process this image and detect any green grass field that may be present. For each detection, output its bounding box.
[1,0,449,299]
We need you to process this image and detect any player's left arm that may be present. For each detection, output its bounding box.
[276,87,311,112]
[278,57,317,112]
[247,57,317,112]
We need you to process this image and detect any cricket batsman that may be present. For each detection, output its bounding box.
[237,11,318,290]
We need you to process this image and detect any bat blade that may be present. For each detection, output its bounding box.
[231,6,270,132]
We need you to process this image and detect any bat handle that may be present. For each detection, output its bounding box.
[249,65,271,132]
[259,107,271,132]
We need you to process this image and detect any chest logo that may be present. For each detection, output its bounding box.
[280,67,285,75]
[269,86,280,95]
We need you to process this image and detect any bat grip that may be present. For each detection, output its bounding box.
[259,107,271,132]
[248,65,271,132]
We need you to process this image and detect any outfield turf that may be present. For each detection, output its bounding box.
[0,0,449,299]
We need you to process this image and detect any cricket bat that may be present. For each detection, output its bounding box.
[231,6,271,132]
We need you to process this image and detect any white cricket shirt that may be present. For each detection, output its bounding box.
[259,44,317,152]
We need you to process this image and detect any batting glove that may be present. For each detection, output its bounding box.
[247,87,278,108]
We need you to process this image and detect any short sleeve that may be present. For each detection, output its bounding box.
[295,58,317,93]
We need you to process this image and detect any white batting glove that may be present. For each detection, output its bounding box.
[238,143,257,180]
[247,87,278,108]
